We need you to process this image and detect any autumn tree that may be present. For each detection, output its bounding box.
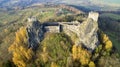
[40,46,49,63]
[88,61,95,67]
[72,45,91,65]
[51,62,58,67]
[9,27,34,67]
[100,32,112,51]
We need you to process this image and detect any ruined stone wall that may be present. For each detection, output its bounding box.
[62,23,80,36]
[44,26,60,33]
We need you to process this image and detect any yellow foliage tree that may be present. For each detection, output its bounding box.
[51,62,58,67]
[89,61,96,67]
[72,45,91,65]
[9,27,34,67]
[105,40,112,51]
[72,45,78,60]
[41,46,48,63]
[101,34,109,43]
[101,33,113,51]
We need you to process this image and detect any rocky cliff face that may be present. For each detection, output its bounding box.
[26,21,44,50]
[63,12,99,51]
[78,18,99,50]
[63,19,99,51]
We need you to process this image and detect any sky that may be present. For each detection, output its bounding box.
[91,0,120,6]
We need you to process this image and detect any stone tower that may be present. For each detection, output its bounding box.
[88,11,99,22]
[27,17,37,22]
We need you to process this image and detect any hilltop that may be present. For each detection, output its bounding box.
[26,12,99,51]
[0,4,120,67]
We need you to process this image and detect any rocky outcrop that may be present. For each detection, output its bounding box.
[78,19,99,50]
[63,19,99,51]
[63,12,99,51]
[26,21,44,50]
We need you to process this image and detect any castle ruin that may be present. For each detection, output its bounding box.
[27,12,99,51]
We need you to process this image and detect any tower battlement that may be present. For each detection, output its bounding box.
[88,11,99,22]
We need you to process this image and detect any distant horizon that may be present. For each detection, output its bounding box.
[0,0,119,11]
[61,0,120,7]
[92,0,120,7]
[101,0,120,4]
[0,0,120,7]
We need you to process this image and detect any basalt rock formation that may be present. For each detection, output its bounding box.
[26,21,44,50]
